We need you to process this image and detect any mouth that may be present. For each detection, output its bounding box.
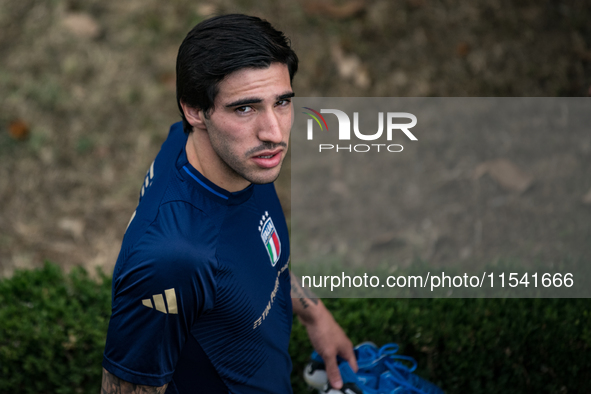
[251,149,283,169]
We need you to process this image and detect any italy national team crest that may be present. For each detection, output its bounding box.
[259,211,281,266]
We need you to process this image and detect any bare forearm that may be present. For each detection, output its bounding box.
[290,272,322,321]
[101,368,168,394]
[290,272,356,389]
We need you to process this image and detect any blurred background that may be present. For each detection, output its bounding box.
[1,0,590,278]
[1,1,591,392]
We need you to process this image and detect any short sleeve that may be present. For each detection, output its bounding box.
[103,204,218,386]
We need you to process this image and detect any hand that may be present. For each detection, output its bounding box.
[298,302,358,389]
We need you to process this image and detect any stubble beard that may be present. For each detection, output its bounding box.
[209,133,286,186]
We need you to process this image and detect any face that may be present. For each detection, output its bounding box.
[202,63,293,188]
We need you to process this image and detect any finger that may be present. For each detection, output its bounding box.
[324,355,343,389]
[341,344,358,372]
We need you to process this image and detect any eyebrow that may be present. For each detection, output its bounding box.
[225,91,295,108]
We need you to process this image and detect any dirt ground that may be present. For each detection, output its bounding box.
[1,0,590,278]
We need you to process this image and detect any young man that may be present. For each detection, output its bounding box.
[101,14,357,394]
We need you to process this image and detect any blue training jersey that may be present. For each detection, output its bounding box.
[103,122,293,394]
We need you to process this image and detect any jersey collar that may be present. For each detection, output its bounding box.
[177,149,254,205]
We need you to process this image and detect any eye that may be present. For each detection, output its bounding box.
[235,106,253,114]
[276,99,291,107]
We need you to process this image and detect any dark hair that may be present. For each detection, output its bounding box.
[176,14,299,133]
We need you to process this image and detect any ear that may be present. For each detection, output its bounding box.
[180,101,208,131]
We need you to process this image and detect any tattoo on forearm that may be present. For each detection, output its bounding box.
[298,297,309,309]
[101,368,168,394]
[290,273,319,309]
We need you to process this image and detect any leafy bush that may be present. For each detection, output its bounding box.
[0,263,111,394]
[2,264,590,393]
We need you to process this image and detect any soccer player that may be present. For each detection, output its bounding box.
[101,14,357,394]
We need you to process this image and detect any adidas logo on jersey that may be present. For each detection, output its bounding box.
[142,288,178,314]
[140,160,155,198]
[126,160,155,231]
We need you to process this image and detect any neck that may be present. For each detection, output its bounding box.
[185,130,251,193]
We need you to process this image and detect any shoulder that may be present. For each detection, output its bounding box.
[116,200,222,291]
[134,200,221,272]
[113,203,220,315]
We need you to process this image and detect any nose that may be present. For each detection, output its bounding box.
[258,110,285,144]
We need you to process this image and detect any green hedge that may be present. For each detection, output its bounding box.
[0,263,111,394]
[1,264,590,393]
